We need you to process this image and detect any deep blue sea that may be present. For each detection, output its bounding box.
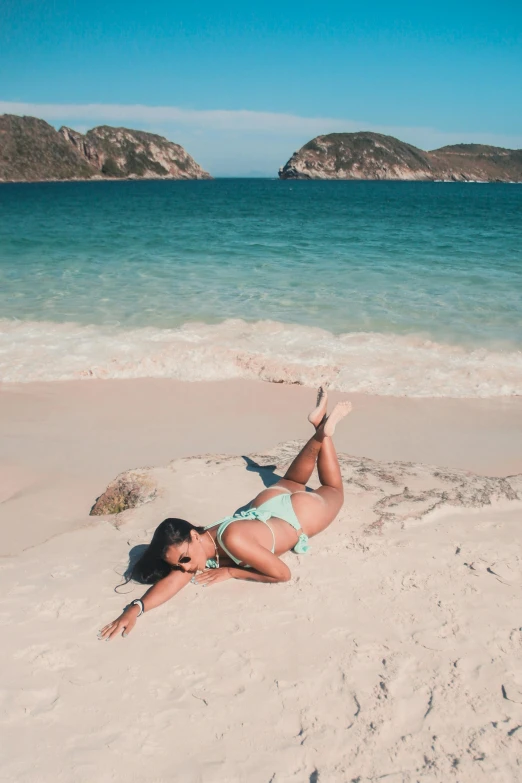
[0,179,521,395]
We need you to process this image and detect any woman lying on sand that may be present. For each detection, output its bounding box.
[99,389,351,641]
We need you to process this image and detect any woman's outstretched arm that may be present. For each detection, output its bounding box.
[99,569,192,641]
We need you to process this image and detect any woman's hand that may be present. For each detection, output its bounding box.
[98,604,140,641]
[192,567,232,587]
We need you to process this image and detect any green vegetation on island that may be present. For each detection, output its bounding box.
[0,115,212,182]
[279,132,522,182]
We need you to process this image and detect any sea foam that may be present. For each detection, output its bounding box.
[1,318,521,397]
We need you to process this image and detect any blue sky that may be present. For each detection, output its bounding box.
[1,1,521,175]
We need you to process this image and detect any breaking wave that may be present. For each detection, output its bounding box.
[1,318,521,397]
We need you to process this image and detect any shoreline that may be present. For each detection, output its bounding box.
[2,318,521,396]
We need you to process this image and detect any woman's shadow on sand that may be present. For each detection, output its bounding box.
[242,455,313,492]
[231,456,313,514]
[242,455,281,489]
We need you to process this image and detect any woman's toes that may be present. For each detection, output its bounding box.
[308,386,328,427]
[323,401,352,437]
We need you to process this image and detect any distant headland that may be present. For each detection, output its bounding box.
[279,132,522,182]
[2,115,521,183]
[0,114,212,182]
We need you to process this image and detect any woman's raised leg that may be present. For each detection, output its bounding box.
[250,388,328,506]
[316,401,352,492]
[277,386,329,490]
[291,400,352,537]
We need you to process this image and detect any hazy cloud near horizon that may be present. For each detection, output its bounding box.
[2,101,521,177]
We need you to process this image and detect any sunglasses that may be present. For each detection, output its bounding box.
[178,543,191,565]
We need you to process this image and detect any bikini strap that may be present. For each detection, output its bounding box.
[205,507,272,530]
[235,508,272,523]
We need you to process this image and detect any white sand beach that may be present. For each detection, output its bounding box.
[1,378,522,782]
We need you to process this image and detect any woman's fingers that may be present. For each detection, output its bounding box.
[193,567,231,587]
[98,608,140,641]
[98,623,116,640]
[194,571,216,585]
[98,620,124,640]
[122,618,136,637]
[106,622,124,640]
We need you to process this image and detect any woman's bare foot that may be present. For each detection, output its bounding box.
[323,400,352,437]
[308,386,328,428]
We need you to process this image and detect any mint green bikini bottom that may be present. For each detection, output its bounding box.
[204,491,310,568]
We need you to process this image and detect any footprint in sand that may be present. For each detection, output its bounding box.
[68,669,103,686]
[413,623,462,652]
[15,643,79,671]
[33,597,89,619]
[2,687,60,722]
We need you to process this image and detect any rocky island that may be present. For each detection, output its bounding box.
[0,114,211,181]
[279,131,522,182]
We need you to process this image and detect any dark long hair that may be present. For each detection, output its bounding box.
[128,518,206,585]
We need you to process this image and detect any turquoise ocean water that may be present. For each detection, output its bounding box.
[0,180,521,395]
